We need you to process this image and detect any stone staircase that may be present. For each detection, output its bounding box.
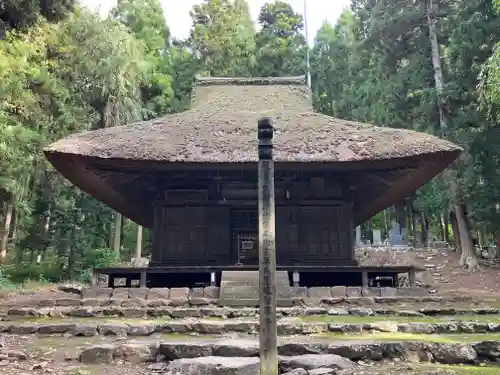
[218,270,295,307]
[2,286,500,375]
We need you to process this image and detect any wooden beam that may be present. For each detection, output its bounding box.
[88,162,415,178]
[82,153,428,172]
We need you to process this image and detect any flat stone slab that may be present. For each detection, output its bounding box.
[218,271,294,307]
[5,291,486,312]
[3,304,500,321]
[4,318,500,337]
[279,354,355,372]
[166,356,260,375]
[77,337,500,366]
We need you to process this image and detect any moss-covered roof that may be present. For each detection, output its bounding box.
[44,76,460,163]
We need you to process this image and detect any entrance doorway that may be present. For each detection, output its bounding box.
[231,209,258,265]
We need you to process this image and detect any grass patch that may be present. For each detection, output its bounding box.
[369,364,500,375]
[300,315,500,323]
[5,316,174,324]
[441,365,500,374]
[0,279,55,299]
[8,313,500,326]
[314,332,500,343]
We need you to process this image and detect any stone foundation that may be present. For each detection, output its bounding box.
[2,317,500,337]
[76,338,500,366]
[79,286,428,304]
[3,304,499,320]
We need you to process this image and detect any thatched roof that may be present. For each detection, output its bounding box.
[44,76,461,228]
[45,76,459,163]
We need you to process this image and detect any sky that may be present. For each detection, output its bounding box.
[80,0,351,44]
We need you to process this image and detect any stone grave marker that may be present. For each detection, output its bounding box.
[372,229,382,247]
[355,226,362,248]
[390,221,408,248]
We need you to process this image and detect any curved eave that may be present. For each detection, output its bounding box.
[44,150,151,227]
[44,148,461,228]
[352,148,460,225]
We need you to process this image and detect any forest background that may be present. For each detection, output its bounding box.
[0,0,499,285]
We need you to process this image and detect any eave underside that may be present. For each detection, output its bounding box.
[85,163,429,228]
[45,151,457,229]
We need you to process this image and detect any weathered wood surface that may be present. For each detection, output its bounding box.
[149,172,357,267]
[151,204,354,266]
[151,205,231,265]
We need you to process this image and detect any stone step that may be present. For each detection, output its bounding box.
[3,316,500,336]
[4,304,500,320]
[73,336,500,367]
[4,286,492,311]
[218,271,295,307]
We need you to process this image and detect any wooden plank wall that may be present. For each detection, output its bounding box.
[276,204,354,266]
[150,175,355,267]
[151,203,353,267]
[151,205,231,265]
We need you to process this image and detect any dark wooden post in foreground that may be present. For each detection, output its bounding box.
[257,117,278,375]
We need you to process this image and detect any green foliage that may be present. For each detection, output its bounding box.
[1,0,500,284]
[0,268,15,290]
[80,248,120,269]
[4,259,60,283]
[58,10,150,127]
[0,4,158,284]
[311,0,500,242]
[370,212,384,231]
[479,39,500,123]
[253,1,306,77]
[76,248,120,283]
[189,0,255,76]
[111,0,174,118]
[0,0,75,32]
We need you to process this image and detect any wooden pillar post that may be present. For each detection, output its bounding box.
[140,271,147,288]
[409,268,416,287]
[134,225,143,267]
[361,271,369,288]
[92,269,99,286]
[257,117,278,375]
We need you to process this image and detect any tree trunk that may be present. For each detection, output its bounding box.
[427,0,478,268]
[113,212,122,254]
[420,212,428,246]
[134,225,143,266]
[39,213,51,260]
[455,204,479,270]
[383,209,390,239]
[477,229,483,250]
[9,208,17,244]
[426,0,447,135]
[366,219,373,244]
[108,221,114,249]
[450,210,461,252]
[407,201,414,236]
[66,228,75,280]
[395,201,406,231]
[55,227,68,278]
[1,201,14,261]
[480,227,487,248]
[443,210,450,243]
[411,208,418,247]
[438,213,445,241]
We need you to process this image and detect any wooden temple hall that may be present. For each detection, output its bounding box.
[44,76,461,290]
